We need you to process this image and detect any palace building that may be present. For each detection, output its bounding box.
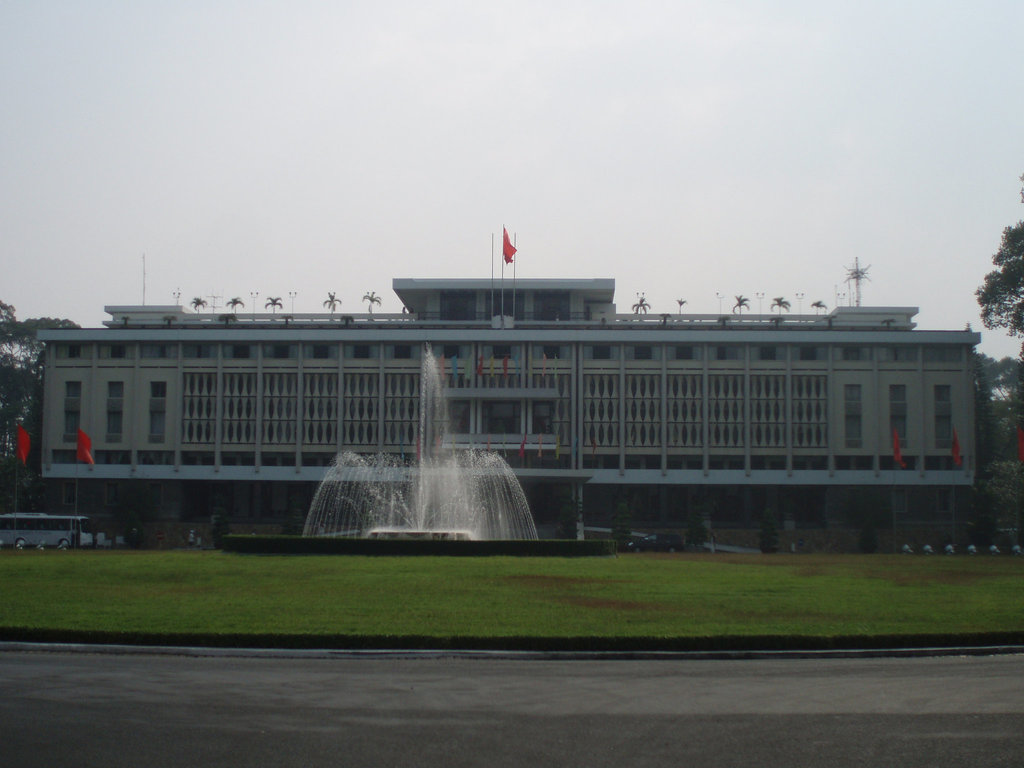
[38,278,979,544]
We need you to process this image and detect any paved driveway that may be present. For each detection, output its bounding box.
[1,649,1022,767]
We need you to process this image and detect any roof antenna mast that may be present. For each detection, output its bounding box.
[844,257,871,307]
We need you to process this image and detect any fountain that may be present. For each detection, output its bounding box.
[303,344,537,540]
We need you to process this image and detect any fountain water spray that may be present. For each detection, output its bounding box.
[303,344,537,540]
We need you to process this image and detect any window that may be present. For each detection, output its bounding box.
[100,344,128,359]
[306,344,336,360]
[482,401,521,434]
[890,384,908,443]
[673,346,699,361]
[106,408,123,438]
[183,344,216,359]
[588,345,614,361]
[631,345,654,361]
[226,344,253,359]
[392,344,413,359]
[448,401,470,433]
[798,346,823,361]
[539,345,563,360]
[439,290,476,321]
[756,346,779,361]
[66,381,82,398]
[141,344,171,359]
[533,291,570,321]
[532,401,555,433]
[924,346,962,363]
[839,347,868,361]
[351,345,372,359]
[108,381,124,398]
[844,384,862,448]
[883,346,918,362]
[934,384,952,445]
[149,411,166,440]
[149,381,167,441]
[714,346,740,361]
[264,344,296,359]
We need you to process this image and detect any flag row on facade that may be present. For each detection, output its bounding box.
[11,425,94,465]
[892,427,962,468]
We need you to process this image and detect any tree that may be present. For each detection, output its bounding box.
[362,291,381,314]
[759,508,779,553]
[264,297,283,313]
[770,297,791,313]
[112,482,159,548]
[811,300,827,314]
[732,295,749,314]
[611,499,632,550]
[685,508,708,550]
[631,293,650,315]
[323,292,340,314]
[0,293,62,515]
[977,221,1024,339]
[227,297,244,314]
[676,298,687,315]
[190,297,207,312]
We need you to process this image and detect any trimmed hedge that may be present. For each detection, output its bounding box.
[221,535,616,557]
[3,625,1022,653]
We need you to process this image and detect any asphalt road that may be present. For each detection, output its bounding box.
[1,649,1022,767]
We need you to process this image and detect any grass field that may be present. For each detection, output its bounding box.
[1,550,1022,649]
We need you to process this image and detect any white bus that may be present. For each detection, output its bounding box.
[0,513,94,549]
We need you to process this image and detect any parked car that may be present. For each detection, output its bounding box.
[627,533,684,553]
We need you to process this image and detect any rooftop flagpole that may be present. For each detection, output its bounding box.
[500,225,505,326]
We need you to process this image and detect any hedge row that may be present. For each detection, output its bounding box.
[221,535,617,557]
[3,626,1022,654]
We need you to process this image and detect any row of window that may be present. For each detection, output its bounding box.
[844,384,954,448]
[56,342,966,364]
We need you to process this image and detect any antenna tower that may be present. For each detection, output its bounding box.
[845,257,871,307]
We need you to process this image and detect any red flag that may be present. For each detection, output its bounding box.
[951,428,962,467]
[502,227,516,264]
[519,433,526,458]
[1018,426,1024,462]
[892,428,906,469]
[476,354,483,376]
[76,428,95,465]
[502,355,509,377]
[16,424,30,465]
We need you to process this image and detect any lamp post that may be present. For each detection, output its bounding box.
[795,292,805,314]
[288,291,297,313]
[250,291,259,320]
[755,291,765,315]
[715,292,723,315]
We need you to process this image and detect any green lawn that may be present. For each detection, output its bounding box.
[1,550,1022,649]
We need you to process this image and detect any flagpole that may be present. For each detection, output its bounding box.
[490,232,494,323]
[512,232,517,322]
[13,452,19,536]
[500,226,506,327]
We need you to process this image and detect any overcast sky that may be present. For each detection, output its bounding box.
[2,1,1022,358]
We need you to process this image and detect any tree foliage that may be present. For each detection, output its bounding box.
[977,221,1024,340]
[0,301,78,512]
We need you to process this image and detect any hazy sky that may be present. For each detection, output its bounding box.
[3,1,1022,358]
